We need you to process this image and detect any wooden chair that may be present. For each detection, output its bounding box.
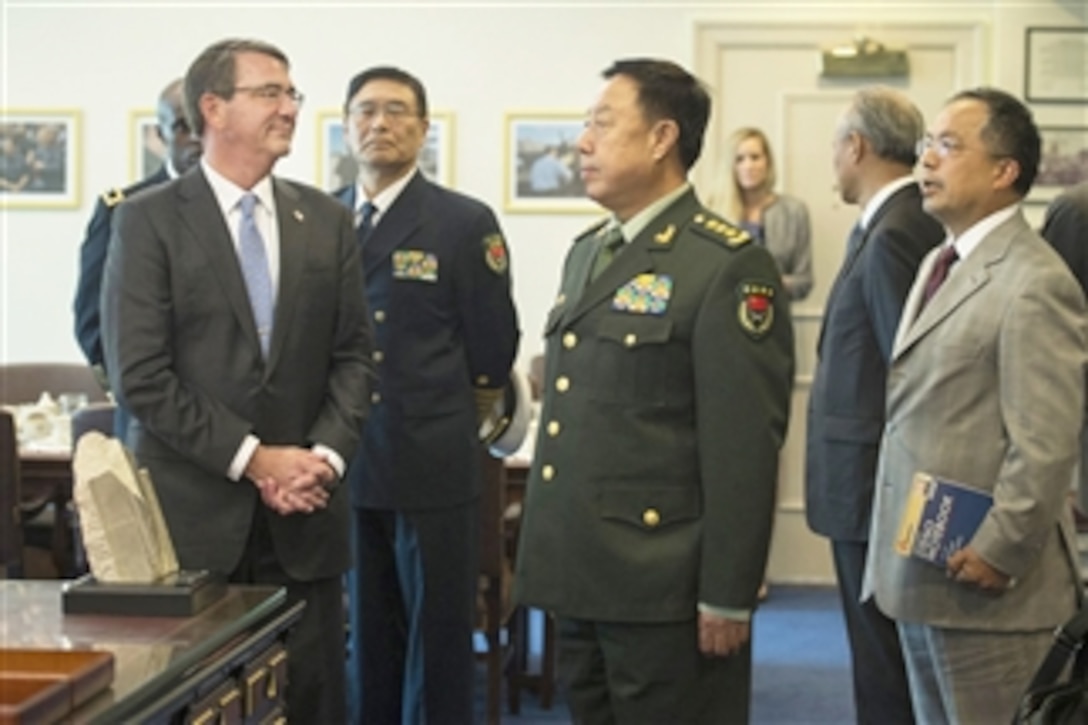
[477,449,513,725]
[503,354,557,714]
[1,364,107,578]
[71,402,116,445]
[0,362,108,406]
[0,411,25,578]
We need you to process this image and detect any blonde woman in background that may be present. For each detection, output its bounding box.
[718,128,812,601]
[719,127,814,301]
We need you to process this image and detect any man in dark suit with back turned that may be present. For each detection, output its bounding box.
[74,77,201,435]
[102,38,373,720]
[1042,181,1088,295]
[514,59,794,724]
[334,66,519,724]
[805,86,943,725]
[1041,182,1088,514]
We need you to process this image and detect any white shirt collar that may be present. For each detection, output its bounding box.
[949,202,1019,261]
[355,167,418,225]
[860,176,917,231]
[201,158,275,216]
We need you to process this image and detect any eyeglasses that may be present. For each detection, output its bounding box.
[232,84,305,107]
[915,134,967,159]
[347,101,417,124]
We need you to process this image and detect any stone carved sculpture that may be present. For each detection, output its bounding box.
[72,432,178,582]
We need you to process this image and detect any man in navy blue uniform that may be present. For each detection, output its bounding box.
[335,66,519,724]
[73,77,201,435]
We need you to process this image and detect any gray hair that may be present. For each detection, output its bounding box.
[841,86,924,167]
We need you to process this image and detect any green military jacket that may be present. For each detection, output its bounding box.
[514,189,795,622]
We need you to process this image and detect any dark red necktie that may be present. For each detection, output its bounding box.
[921,244,959,309]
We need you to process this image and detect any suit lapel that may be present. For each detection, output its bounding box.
[267,179,306,374]
[819,185,921,352]
[362,173,426,278]
[178,171,263,355]
[893,214,1023,359]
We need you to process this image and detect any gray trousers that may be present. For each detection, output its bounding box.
[898,621,1052,724]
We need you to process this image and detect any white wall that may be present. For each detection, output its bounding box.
[0,0,1084,369]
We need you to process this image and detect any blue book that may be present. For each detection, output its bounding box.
[894,472,993,566]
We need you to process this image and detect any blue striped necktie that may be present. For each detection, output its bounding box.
[237,193,274,357]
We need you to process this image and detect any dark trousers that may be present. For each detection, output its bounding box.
[229,508,347,723]
[831,539,915,725]
[557,616,751,725]
[347,502,479,725]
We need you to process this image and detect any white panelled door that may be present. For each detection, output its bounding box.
[694,20,982,584]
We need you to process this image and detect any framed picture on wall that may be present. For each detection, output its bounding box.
[315,109,455,192]
[1029,125,1088,205]
[503,111,597,214]
[1024,27,1088,104]
[129,109,166,182]
[0,109,81,209]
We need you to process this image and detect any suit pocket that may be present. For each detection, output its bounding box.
[590,316,682,406]
[598,484,701,531]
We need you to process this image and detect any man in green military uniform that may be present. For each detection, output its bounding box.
[514,58,794,724]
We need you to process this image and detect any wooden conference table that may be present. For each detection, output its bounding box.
[0,580,302,723]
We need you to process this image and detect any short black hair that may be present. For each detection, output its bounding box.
[184,38,289,137]
[951,87,1040,197]
[343,66,428,119]
[602,58,711,170]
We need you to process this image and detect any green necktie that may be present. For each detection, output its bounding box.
[590,226,625,282]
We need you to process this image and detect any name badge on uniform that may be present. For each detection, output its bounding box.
[612,274,672,315]
[392,250,439,282]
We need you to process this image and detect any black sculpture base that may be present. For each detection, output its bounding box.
[61,570,227,617]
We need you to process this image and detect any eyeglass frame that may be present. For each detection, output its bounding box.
[345,101,422,124]
[915,133,1010,161]
[231,84,306,107]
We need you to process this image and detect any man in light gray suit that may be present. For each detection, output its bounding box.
[102,38,373,720]
[865,87,1087,722]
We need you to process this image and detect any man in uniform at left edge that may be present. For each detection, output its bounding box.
[73,77,201,436]
[335,66,519,724]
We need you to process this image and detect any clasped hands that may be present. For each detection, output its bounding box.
[245,445,337,516]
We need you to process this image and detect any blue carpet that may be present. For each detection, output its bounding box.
[751,585,854,724]
[479,585,854,724]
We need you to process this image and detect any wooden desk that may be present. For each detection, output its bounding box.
[0,580,302,723]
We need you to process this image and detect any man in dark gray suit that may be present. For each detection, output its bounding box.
[102,38,373,720]
[806,87,943,724]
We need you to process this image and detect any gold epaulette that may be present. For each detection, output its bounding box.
[101,188,125,208]
[689,212,751,249]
